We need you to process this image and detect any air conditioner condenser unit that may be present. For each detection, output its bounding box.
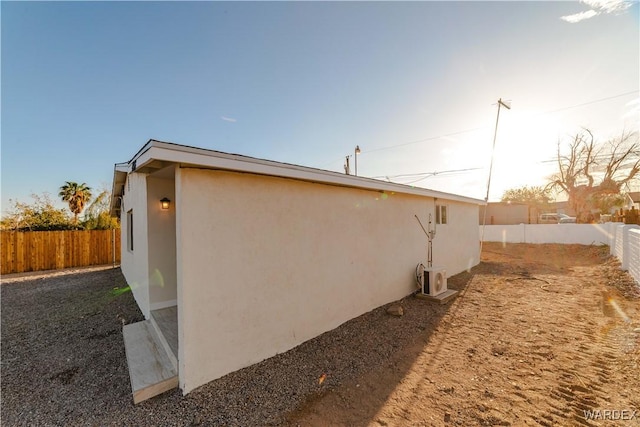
[421,266,447,297]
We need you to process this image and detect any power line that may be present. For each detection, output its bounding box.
[315,89,638,169]
[362,126,486,154]
[372,167,485,185]
[372,166,484,180]
[402,169,482,185]
[541,90,638,115]
[360,90,639,156]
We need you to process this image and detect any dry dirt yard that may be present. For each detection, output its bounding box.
[1,243,639,426]
[289,243,640,427]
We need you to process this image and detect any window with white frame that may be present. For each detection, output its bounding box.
[435,204,447,225]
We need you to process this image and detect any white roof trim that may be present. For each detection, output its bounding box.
[124,139,485,205]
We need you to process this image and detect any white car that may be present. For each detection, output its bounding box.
[539,213,576,224]
[558,214,577,223]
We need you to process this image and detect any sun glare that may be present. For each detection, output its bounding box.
[489,111,566,198]
[421,110,567,200]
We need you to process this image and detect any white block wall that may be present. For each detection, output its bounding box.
[479,224,615,245]
[628,229,640,285]
[609,222,622,255]
[616,224,640,271]
[615,225,625,261]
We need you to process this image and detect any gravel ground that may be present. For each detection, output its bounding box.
[2,244,639,426]
[1,263,463,427]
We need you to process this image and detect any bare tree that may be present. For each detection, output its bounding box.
[547,129,639,222]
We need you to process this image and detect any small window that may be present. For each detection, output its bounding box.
[127,210,134,251]
[436,205,447,225]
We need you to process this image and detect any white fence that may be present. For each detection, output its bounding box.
[629,229,640,286]
[480,222,640,286]
[480,223,617,245]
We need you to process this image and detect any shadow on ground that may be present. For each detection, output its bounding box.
[284,268,476,426]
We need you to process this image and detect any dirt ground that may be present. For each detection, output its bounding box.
[2,243,639,426]
[288,243,640,426]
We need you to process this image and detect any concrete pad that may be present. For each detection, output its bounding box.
[415,289,459,304]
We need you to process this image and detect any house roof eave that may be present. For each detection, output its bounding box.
[109,164,128,218]
[119,139,486,206]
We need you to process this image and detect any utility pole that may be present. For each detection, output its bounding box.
[344,156,351,175]
[480,98,511,253]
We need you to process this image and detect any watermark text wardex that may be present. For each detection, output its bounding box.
[583,409,637,421]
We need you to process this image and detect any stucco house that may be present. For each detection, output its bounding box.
[110,139,483,403]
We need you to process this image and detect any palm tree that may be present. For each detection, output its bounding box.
[59,182,92,226]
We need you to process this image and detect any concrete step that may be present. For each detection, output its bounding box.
[150,307,178,370]
[123,320,178,404]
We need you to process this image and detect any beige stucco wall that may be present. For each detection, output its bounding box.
[120,170,178,317]
[120,172,151,318]
[434,200,483,274]
[176,168,480,393]
[146,174,177,310]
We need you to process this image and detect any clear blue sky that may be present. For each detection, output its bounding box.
[2,1,638,214]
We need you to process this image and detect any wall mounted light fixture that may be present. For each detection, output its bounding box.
[160,197,171,210]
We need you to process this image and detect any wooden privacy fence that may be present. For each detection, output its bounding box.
[1,230,120,275]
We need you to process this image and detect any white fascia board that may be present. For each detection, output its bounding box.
[132,140,485,206]
[109,161,131,217]
[115,163,129,173]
